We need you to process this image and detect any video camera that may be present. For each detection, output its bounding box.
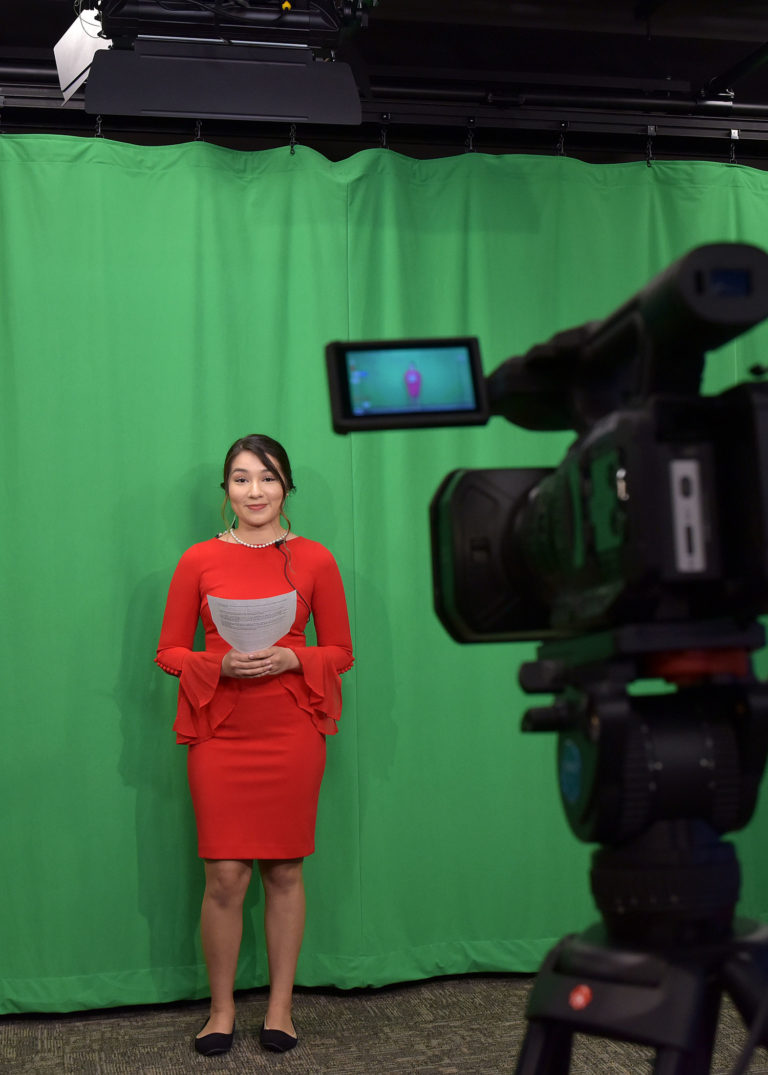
[327,245,768,1071]
[327,241,768,871]
[327,243,768,644]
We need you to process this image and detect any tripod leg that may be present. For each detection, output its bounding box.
[514,1020,573,1075]
[651,987,720,1075]
[652,1041,715,1075]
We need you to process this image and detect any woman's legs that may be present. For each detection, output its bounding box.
[198,858,253,1037]
[257,857,305,1035]
[196,856,306,1038]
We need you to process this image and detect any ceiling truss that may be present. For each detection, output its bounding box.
[3,2,768,164]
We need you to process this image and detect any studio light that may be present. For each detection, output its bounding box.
[97,0,371,48]
[79,0,371,124]
[54,7,112,102]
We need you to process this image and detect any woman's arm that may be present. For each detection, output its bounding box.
[154,546,239,743]
[276,547,353,734]
[155,549,205,677]
[303,551,354,673]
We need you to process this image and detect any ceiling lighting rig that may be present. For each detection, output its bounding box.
[96,0,373,51]
[80,0,374,123]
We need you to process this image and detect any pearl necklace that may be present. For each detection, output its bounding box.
[228,527,287,549]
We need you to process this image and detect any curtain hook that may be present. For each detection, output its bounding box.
[646,125,656,167]
[556,121,567,156]
[380,112,390,149]
[94,114,103,138]
[289,123,297,155]
[464,117,476,153]
[730,128,739,164]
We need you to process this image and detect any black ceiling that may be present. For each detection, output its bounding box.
[4,1,768,163]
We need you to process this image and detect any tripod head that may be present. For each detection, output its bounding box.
[521,619,768,946]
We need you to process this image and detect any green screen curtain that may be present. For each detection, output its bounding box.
[3,135,768,1013]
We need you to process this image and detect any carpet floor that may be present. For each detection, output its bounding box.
[2,974,768,1074]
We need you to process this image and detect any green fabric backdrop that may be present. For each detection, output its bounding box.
[3,135,768,1013]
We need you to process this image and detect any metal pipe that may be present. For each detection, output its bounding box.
[0,64,60,83]
[703,42,768,99]
[369,82,768,119]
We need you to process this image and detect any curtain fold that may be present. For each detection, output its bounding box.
[2,136,768,1012]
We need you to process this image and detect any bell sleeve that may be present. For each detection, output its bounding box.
[282,550,354,735]
[154,548,237,745]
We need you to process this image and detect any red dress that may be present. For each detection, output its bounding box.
[155,535,353,859]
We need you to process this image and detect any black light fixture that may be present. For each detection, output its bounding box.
[83,0,372,124]
[97,0,371,49]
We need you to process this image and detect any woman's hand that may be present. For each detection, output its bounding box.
[221,646,301,678]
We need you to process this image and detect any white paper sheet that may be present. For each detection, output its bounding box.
[207,592,297,652]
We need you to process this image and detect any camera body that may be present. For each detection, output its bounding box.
[432,382,768,642]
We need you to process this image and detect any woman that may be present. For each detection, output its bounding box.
[155,434,353,1056]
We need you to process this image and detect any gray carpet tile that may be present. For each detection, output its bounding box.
[2,976,768,1074]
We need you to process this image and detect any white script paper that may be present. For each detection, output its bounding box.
[207,592,297,652]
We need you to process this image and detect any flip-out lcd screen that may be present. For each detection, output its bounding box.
[326,337,489,432]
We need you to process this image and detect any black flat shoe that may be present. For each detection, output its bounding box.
[260,1020,298,1053]
[194,1021,235,1056]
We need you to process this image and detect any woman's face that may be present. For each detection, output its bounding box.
[227,450,286,536]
